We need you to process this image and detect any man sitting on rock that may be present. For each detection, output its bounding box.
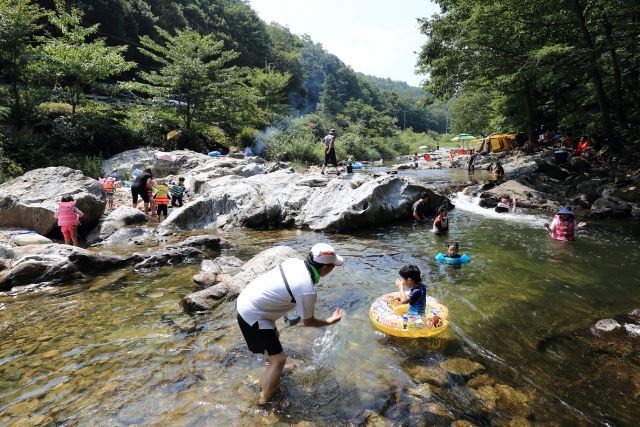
[236,243,345,404]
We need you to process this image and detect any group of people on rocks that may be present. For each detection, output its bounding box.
[128,169,188,222]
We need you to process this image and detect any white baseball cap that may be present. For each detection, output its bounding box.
[310,243,344,266]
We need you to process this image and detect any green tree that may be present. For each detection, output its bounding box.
[250,66,291,118]
[137,26,241,132]
[39,0,135,113]
[0,0,45,123]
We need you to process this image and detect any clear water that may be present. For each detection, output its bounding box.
[1,174,639,425]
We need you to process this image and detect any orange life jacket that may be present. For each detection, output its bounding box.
[154,184,170,204]
[104,181,114,194]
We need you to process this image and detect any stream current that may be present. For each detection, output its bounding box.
[1,169,639,425]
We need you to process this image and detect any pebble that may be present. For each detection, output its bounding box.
[593,318,621,333]
[440,358,485,376]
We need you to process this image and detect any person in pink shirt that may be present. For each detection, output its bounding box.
[55,196,84,246]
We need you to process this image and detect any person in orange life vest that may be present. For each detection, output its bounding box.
[433,205,449,234]
[574,137,591,156]
[153,180,170,223]
[55,195,84,246]
[544,207,587,241]
[146,179,157,217]
[103,177,115,209]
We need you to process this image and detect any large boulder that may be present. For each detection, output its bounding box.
[479,180,561,210]
[536,160,571,180]
[182,245,300,312]
[102,148,212,178]
[192,255,244,287]
[161,170,448,232]
[0,244,129,291]
[0,235,234,290]
[0,167,105,236]
[86,206,149,243]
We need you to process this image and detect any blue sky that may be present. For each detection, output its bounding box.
[248,0,440,87]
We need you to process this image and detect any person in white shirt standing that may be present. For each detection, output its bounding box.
[236,243,345,404]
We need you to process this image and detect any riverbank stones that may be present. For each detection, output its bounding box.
[440,358,485,377]
[593,318,621,333]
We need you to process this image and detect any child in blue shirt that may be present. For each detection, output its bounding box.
[395,264,426,315]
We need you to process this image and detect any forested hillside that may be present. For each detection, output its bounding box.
[0,0,446,180]
[418,0,640,149]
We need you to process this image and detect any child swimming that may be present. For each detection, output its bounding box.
[395,265,426,316]
[432,205,449,234]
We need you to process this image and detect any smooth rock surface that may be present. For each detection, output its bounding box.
[192,256,244,287]
[163,171,448,232]
[0,244,128,290]
[102,148,211,178]
[87,206,149,243]
[440,358,485,376]
[182,245,300,312]
[479,180,560,210]
[0,167,105,236]
[11,233,52,246]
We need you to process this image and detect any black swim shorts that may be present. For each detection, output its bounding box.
[324,148,337,167]
[157,203,168,217]
[237,313,283,356]
[131,186,150,204]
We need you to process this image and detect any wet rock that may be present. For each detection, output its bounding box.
[162,170,449,233]
[590,195,632,218]
[192,255,244,287]
[86,206,149,243]
[363,410,388,427]
[440,358,485,376]
[408,383,432,399]
[467,374,495,389]
[479,180,560,210]
[0,244,129,290]
[494,384,533,418]
[593,318,621,333]
[0,167,105,236]
[570,193,592,209]
[182,245,300,312]
[451,421,477,427]
[11,233,52,246]
[173,235,233,251]
[130,236,233,270]
[405,365,449,386]
[424,402,454,419]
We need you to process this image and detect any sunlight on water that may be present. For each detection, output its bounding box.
[1,173,640,425]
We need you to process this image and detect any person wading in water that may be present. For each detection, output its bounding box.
[236,243,345,404]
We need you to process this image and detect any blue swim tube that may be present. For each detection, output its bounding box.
[208,151,221,157]
[435,253,470,264]
[352,162,363,169]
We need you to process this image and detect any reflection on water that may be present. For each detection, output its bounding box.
[1,180,640,424]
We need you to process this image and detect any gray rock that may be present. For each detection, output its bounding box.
[593,318,621,333]
[0,167,105,236]
[192,255,244,287]
[612,186,638,202]
[479,180,561,210]
[87,206,148,243]
[569,156,590,174]
[624,323,640,337]
[97,227,157,246]
[0,244,129,291]
[576,178,608,201]
[590,195,632,217]
[0,244,15,259]
[536,160,571,180]
[162,171,448,233]
[182,245,300,312]
[11,233,52,246]
[102,148,211,178]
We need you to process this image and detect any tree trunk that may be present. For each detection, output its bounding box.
[603,14,627,128]
[11,82,22,126]
[523,79,538,146]
[570,0,619,150]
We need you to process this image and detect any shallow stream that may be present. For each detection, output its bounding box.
[1,170,639,425]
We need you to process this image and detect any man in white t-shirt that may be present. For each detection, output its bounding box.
[236,243,345,404]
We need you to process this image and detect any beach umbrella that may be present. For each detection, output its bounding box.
[450,133,477,142]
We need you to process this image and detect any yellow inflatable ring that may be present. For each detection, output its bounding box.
[369,292,450,338]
